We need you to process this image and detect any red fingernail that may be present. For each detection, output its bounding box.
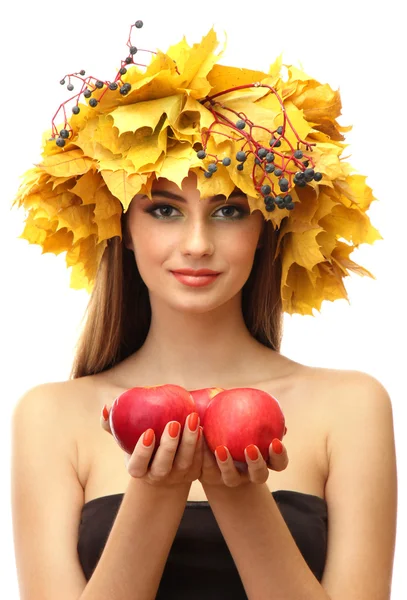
[169,422,180,438]
[143,429,155,447]
[188,412,199,432]
[215,445,228,462]
[272,439,283,454]
[102,405,109,421]
[246,444,259,461]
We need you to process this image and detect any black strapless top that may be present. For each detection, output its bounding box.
[77,490,328,599]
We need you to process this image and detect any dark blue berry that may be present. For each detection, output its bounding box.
[237,163,244,171]
[84,89,92,98]
[119,67,127,75]
[135,20,143,28]
[302,160,309,167]
[265,203,276,212]
[275,196,285,207]
[67,83,74,91]
[274,168,283,177]
[236,119,246,129]
[266,152,275,162]
[72,106,80,114]
[286,202,295,210]
[60,129,69,139]
[89,98,98,107]
[296,180,307,187]
[120,83,131,95]
[276,126,284,135]
[60,79,66,85]
[264,195,274,204]
[204,171,212,178]
[95,80,104,89]
[109,82,118,90]
[222,157,231,166]
[284,195,292,203]
[257,148,267,159]
[79,70,86,76]
[125,56,133,64]
[279,178,289,188]
[265,164,275,173]
[255,158,261,165]
[197,150,206,159]
[130,46,138,55]
[294,171,305,181]
[236,151,246,162]
[294,150,303,159]
[274,139,282,147]
[269,137,277,146]
[304,168,315,178]
[56,137,66,147]
[207,163,218,173]
[313,172,323,181]
[261,184,271,195]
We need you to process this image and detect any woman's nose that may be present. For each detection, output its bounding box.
[179,221,215,256]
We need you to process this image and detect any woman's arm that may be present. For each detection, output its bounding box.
[202,371,397,600]
[204,482,330,600]
[81,477,191,600]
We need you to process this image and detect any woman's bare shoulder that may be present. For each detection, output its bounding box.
[15,376,105,442]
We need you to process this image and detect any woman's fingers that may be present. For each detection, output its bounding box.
[126,429,157,477]
[214,446,250,487]
[267,439,289,472]
[100,404,112,434]
[244,445,270,484]
[172,413,201,472]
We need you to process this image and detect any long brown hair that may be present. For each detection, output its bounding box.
[69,209,284,380]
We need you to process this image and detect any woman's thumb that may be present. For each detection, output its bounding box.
[100,404,112,435]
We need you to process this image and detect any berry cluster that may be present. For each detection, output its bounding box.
[196,85,322,211]
[51,20,162,145]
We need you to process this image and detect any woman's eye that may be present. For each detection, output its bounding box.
[147,204,246,219]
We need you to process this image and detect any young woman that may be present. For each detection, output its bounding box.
[11,20,397,600]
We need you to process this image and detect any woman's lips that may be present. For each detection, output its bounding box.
[171,271,220,287]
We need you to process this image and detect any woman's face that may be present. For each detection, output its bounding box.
[124,172,265,313]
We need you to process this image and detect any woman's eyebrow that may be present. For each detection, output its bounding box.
[143,189,247,203]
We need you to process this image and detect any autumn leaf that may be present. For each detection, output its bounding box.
[111,95,183,135]
[40,149,94,178]
[101,170,147,210]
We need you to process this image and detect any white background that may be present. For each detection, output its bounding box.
[1,1,405,597]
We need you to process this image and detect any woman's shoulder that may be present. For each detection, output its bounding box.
[14,377,106,447]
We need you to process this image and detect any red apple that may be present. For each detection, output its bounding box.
[109,384,196,455]
[203,387,286,463]
[188,387,224,424]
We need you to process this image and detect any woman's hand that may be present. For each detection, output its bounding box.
[199,433,289,488]
[101,406,203,488]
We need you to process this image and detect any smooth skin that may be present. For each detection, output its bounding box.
[100,409,289,488]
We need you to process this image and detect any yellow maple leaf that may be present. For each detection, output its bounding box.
[100,170,147,210]
[95,213,122,243]
[42,228,74,255]
[111,95,183,135]
[69,170,103,205]
[56,204,98,244]
[40,149,94,178]
[192,165,236,200]
[125,125,166,172]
